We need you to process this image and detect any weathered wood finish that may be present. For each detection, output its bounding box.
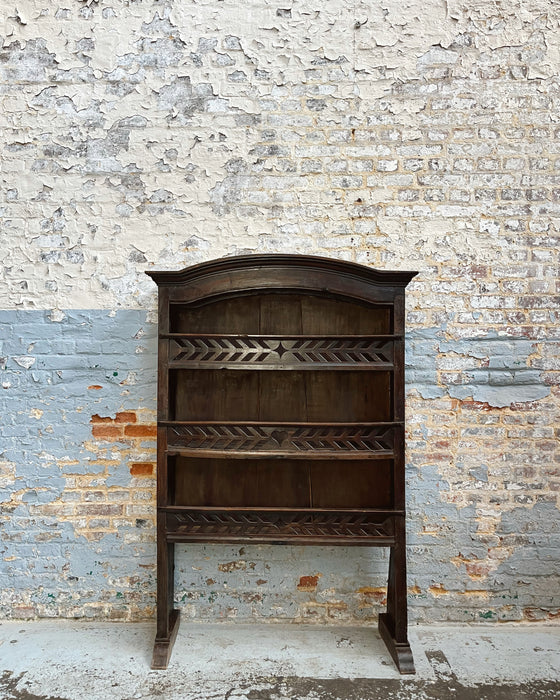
[146,254,417,673]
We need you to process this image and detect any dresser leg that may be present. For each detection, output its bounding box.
[152,536,179,669]
[378,612,414,674]
[379,519,415,674]
[152,608,180,669]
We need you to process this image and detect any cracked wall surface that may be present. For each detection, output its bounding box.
[0,0,559,623]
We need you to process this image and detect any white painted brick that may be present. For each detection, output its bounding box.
[1,0,559,628]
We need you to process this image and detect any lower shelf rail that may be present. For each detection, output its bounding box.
[163,507,398,544]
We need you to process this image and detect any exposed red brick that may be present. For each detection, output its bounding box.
[115,412,138,423]
[130,462,155,477]
[88,385,103,390]
[297,575,320,592]
[357,586,386,602]
[91,425,124,440]
[91,414,114,423]
[124,424,157,438]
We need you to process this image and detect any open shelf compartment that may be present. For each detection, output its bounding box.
[167,455,394,509]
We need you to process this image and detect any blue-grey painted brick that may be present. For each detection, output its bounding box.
[1,311,557,622]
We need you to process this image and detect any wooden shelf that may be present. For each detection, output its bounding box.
[161,505,405,514]
[167,449,394,459]
[162,334,403,339]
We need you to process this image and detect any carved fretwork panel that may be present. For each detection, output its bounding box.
[165,510,395,543]
[168,336,394,368]
[167,423,395,456]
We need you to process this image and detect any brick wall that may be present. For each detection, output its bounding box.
[0,0,559,623]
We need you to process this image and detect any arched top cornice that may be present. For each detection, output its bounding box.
[146,255,418,296]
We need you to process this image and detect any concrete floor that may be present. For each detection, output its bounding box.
[0,620,559,699]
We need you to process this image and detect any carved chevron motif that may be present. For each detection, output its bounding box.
[168,336,393,366]
[167,511,392,539]
[168,424,394,453]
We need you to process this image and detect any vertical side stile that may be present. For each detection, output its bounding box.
[393,290,406,511]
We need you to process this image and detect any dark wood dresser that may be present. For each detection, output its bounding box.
[146,254,417,673]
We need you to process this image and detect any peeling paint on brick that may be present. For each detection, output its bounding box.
[1,0,559,624]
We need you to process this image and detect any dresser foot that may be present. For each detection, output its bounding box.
[378,613,415,674]
[151,609,180,670]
